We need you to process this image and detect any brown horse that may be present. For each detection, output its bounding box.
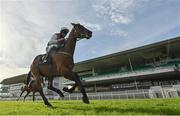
[17,84,35,102]
[30,23,92,107]
[17,71,44,102]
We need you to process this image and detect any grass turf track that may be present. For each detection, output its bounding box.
[0,98,180,115]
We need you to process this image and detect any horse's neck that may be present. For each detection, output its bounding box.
[63,28,77,57]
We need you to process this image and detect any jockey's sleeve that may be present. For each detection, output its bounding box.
[48,34,58,45]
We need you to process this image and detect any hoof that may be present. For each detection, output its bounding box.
[67,89,73,94]
[63,87,73,94]
[45,102,53,108]
[63,87,69,92]
[59,93,64,98]
[47,105,54,109]
[82,96,90,104]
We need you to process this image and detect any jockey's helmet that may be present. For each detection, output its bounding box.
[60,27,69,35]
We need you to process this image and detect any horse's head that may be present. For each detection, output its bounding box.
[71,23,92,40]
[21,85,27,91]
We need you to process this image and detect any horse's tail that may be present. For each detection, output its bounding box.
[31,54,45,76]
[26,71,31,85]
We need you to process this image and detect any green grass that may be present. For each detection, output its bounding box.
[0,98,180,115]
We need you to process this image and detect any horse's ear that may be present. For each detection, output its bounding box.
[71,23,76,26]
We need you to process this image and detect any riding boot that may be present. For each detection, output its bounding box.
[43,53,49,63]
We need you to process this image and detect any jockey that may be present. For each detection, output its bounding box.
[44,27,69,62]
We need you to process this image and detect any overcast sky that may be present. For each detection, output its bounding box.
[0,0,180,82]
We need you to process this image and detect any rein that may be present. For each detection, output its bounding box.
[57,51,72,58]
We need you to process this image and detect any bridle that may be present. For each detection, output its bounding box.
[57,26,89,57]
[74,27,89,41]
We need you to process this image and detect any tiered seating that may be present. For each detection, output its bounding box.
[80,59,180,80]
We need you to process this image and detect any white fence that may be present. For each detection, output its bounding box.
[1,85,180,101]
[60,89,150,100]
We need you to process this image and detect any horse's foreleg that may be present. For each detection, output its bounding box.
[74,75,89,104]
[47,78,64,97]
[63,83,77,93]
[64,70,89,104]
[38,87,52,107]
[32,92,35,102]
[24,91,30,102]
[63,73,80,93]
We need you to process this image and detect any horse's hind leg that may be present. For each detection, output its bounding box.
[17,89,25,101]
[47,78,64,97]
[26,71,31,84]
[39,87,52,107]
[24,91,30,102]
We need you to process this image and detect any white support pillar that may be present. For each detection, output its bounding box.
[134,78,139,90]
[161,87,166,98]
[128,56,133,71]
[166,40,170,61]
[94,83,97,93]
[69,94,70,100]
[92,67,96,76]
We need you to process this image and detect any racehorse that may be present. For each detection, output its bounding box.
[17,71,44,102]
[30,23,92,107]
[17,84,34,102]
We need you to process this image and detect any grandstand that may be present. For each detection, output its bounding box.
[67,36,180,91]
[1,36,180,100]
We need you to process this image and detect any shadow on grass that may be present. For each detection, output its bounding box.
[93,106,180,115]
[25,100,180,115]
[49,103,179,115]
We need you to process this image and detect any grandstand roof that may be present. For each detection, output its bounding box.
[1,36,180,85]
[0,74,27,85]
[74,36,180,73]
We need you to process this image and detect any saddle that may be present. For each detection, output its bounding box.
[39,47,63,65]
[39,54,52,65]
